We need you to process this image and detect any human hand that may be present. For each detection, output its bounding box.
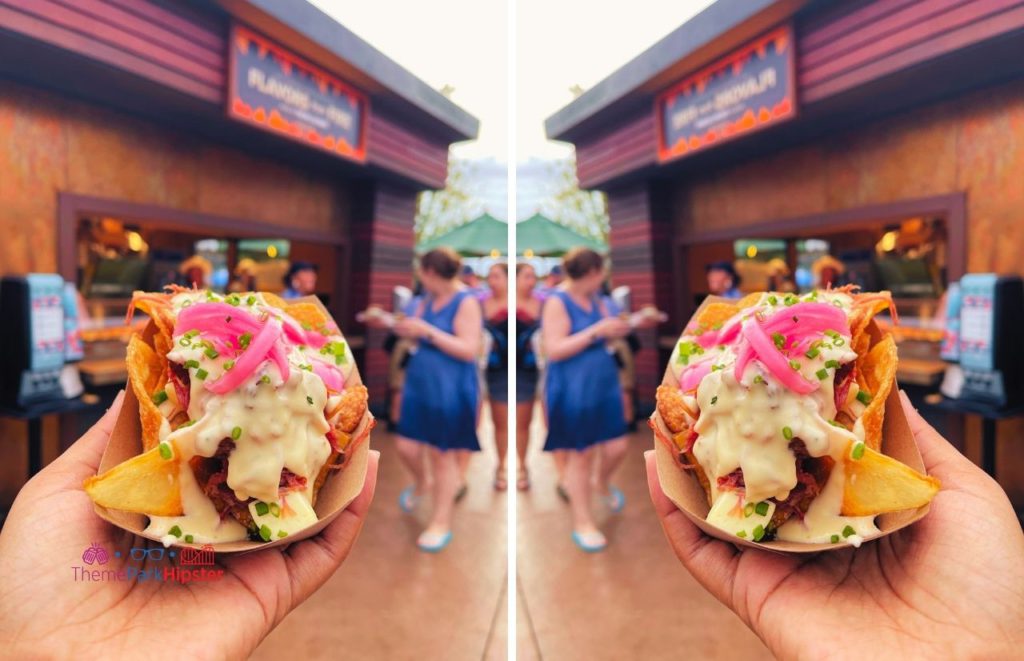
[0,391,380,658]
[646,389,1024,659]
[593,317,631,340]
[394,317,432,340]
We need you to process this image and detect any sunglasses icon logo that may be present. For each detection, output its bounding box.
[129,547,167,561]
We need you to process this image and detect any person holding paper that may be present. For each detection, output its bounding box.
[391,247,483,552]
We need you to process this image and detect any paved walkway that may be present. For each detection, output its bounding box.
[516,413,770,660]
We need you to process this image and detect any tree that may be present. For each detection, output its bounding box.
[535,158,609,242]
[414,159,488,243]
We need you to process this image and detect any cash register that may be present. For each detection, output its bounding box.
[0,274,71,407]
[956,274,1024,408]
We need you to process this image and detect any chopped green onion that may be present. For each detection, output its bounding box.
[816,368,829,380]
[856,390,872,405]
[782,426,793,440]
[711,322,724,331]
[227,294,240,306]
[277,530,288,538]
[842,525,856,538]
[176,420,196,429]
[833,337,846,346]
[772,332,785,350]
[676,341,704,365]
[179,338,192,347]
[831,534,840,543]
[185,359,200,369]
[231,426,242,440]
[851,442,865,460]
[754,501,769,516]
[239,332,252,349]
[195,368,208,380]
[736,530,747,538]
[184,329,200,339]
[254,502,269,516]
[824,359,840,369]
[789,359,801,371]
[710,396,718,405]
[320,341,349,365]
[743,503,755,517]
[204,347,219,359]
[246,295,256,305]
[767,295,777,305]
[259,525,272,542]
[185,534,194,543]
[300,364,313,372]
[223,360,235,371]
[151,390,168,405]
[159,443,172,460]
[825,330,841,339]
[168,525,182,538]
[269,502,281,517]
[711,364,723,372]
[753,375,765,385]
[306,396,314,405]
[259,375,271,385]
[784,294,798,306]
[301,322,313,331]
[829,420,845,428]
[805,347,820,359]
[753,524,765,541]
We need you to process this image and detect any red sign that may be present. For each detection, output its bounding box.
[656,25,796,163]
[228,24,368,162]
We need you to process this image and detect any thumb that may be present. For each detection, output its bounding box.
[897,389,975,484]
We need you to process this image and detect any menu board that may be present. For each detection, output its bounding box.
[228,24,367,162]
[656,25,796,163]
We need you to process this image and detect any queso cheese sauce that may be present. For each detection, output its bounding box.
[671,292,878,546]
[145,291,351,546]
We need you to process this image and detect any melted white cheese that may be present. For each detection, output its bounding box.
[143,291,339,545]
[686,291,881,545]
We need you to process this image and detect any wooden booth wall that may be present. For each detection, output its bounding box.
[0,78,355,504]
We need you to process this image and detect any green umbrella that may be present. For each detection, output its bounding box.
[416,213,508,257]
[515,213,606,257]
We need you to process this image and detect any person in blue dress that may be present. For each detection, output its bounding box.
[541,248,634,552]
[392,248,483,552]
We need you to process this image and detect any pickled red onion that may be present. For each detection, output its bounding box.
[679,361,711,392]
[312,360,344,392]
[271,309,329,349]
[207,318,283,394]
[742,318,817,394]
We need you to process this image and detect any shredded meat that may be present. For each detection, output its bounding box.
[833,362,856,414]
[717,468,745,491]
[168,361,190,412]
[768,440,834,531]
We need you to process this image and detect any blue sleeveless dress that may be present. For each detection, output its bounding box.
[543,290,626,451]
[397,290,481,451]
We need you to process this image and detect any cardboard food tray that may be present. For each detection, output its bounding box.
[650,295,932,553]
[90,295,374,554]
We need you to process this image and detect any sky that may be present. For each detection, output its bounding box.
[310,0,717,164]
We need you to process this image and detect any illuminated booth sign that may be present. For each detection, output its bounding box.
[229,24,367,162]
[656,25,795,163]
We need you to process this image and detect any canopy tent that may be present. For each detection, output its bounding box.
[416,213,508,257]
[515,213,606,257]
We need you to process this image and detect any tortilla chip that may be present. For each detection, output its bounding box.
[736,292,764,309]
[857,334,897,451]
[330,384,368,434]
[694,302,739,333]
[151,329,172,392]
[133,297,176,343]
[83,446,182,516]
[127,335,166,451]
[262,292,288,310]
[656,384,691,434]
[850,297,892,342]
[842,445,940,516]
[286,302,331,334]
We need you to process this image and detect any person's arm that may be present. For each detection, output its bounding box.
[395,296,481,362]
[541,296,629,362]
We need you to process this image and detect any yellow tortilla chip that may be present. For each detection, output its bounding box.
[83,446,183,516]
[842,445,940,516]
[694,302,739,333]
[262,292,288,310]
[286,302,331,334]
[857,334,897,451]
[127,335,166,451]
[736,292,764,309]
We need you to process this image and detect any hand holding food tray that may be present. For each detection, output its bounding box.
[83,289,374,554]
[650,289,940,552]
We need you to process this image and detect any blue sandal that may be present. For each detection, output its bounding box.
[417,530,453,553]
[399,486,420,513]
[572,530,608,553]
[605,486,626,513]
